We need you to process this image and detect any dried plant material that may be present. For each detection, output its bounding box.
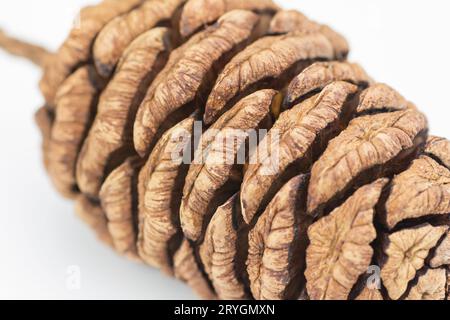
[39,0,142,104]
[77,28,172,198]
[356,83,408,114]
[247,175,310,300]
[173,239,216,299]
[307,109,428,215]
[430,232,450,268]
[24,0,450,301]
[134,10,261,156]
[447,271,450,300]
[199,194,248,300]
[137,118,194,272]
[35,106,53,170]
[318,25,349,59]
[181,90,276,241]
[241,81,358,224]
[285,61,370,106]
[405,269,447,300]
[47,66,103,199]
[0,28,52,67]
[269,10,349,59]
[425,136,450,169]
[381,224,448,300]
[93,0,183,77]
[355,287,383,301]
[269,10,312,34]
[179,0,279,38]
[204,32,336,124]
[74,195,113,246]
[99,157,141,261]
[35,107,52,142]
[384,156,450,229]
[305,179,387,300]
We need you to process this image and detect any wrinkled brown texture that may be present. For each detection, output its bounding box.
[93,0,184,77]
[305,179,387,300]
[405,268,447,300]
[356,83,408,114]
[199,194,248,300]
[40,0,142,104]
[247,175,310,300]
[204,31,337,124]
[381,224,448,300]
[77,27,172,198]
[355,287,383,301]
[74,195,112,246]
[430,232,450,268]
[269,10,349,59]
[134,10,261,156]
[447,271,450,300]
[285,61,370,105]
[241,81,358,224]
[179,0,279,37]
[18,0,450,301]
[34,106,53,170]
[137,117,194,272]
[48,66,103,198]
[173,239,216,299]
[385,156,450,229]
[181,90,276,241]
[269,10,311,34]
[425,136,450,169]
[99,157,141,261]
[308,109,427,215]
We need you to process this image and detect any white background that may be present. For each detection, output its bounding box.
[0,0,449,299]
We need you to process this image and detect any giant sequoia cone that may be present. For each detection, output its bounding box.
[1,0,449,300]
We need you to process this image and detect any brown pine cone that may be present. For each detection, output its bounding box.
[1,0,449,300]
